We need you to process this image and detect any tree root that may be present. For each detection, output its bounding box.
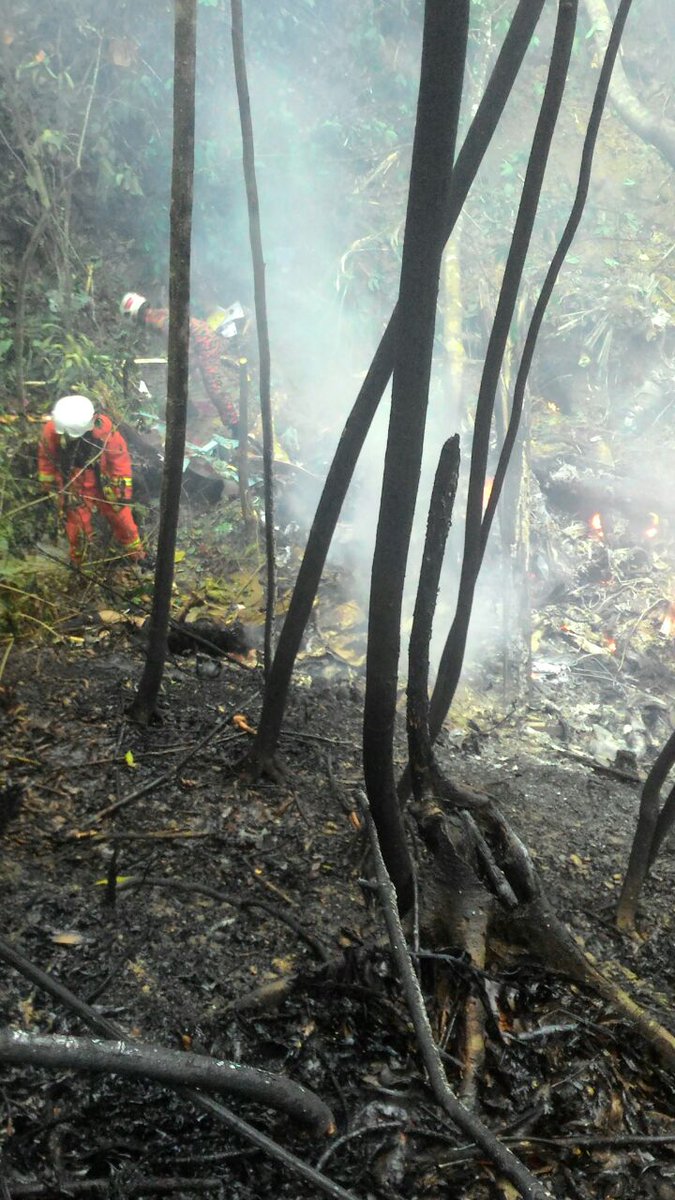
[509,897,675,1070]
[0,1029,334,1135]
[458,909,489,1110]
[239,746,289,785]
[419,799,675,1074]
[362,797,554,1200]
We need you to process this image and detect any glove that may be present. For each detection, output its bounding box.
[102,477,132,512]
[120,292,149,321]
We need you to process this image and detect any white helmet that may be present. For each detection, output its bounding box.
[52,395,95,438]
[120,291,148,320]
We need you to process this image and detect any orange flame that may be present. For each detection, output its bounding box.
[604,635,617,654]
[589,512,604,540]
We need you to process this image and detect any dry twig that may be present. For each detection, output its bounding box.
[115,874,329,962]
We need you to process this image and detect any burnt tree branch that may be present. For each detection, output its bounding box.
[428,0,634,741]
[428,0,580,742]
[0,1030,334,1135]
[616,728,675,930]
[0,935,359,1200]
[407,436,460,802]
[247,0,547,772]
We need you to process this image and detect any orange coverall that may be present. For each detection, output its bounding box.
[141,307,239,434]
[38,413,145,564]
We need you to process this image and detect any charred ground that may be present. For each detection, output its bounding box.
[2,619,675,1200]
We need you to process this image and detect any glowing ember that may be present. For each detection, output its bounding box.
[589,512,604,540]
[483,476,494,514]
[604,635,617,654]
[660,601,675,637]
[644,512,660,540]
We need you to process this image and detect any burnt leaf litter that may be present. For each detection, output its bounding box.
[3,303,675,1200]
[3,459,675,1200]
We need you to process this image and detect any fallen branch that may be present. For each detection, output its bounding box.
[0,935,359,1200]
[115,874,329,963]
[361,795,554,1200]
[440,1130,675,1168]
[73,830,213,843]
[0,1029,333,1134]
[0,1178,222,1198]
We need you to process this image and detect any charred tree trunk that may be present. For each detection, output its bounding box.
[246,0,547,775]
[231,0,275,678]
[362,0,469,910]
[427,0,579,737]
[616,728,675,931]
[130,0,196,726]
[428,0,586,741]
[407,436,461,804]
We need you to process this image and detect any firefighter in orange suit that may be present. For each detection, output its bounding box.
[120,292,239,434]
[38,395,146,565]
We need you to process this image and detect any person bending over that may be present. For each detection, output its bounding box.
[120,291,240,435]
[38,394,146,566]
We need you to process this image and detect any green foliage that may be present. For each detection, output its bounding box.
[0,423,49,571]
[25,324,121,398]
[0,313,13,362]
[0,550,69,637]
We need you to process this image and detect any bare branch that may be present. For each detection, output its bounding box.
[0,1029,334,1135]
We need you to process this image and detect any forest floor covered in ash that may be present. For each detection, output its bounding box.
[2,608,675,1200]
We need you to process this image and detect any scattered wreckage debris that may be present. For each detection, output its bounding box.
[167,616,257,668]
[182,455,228,504]
[123,355,315,509]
